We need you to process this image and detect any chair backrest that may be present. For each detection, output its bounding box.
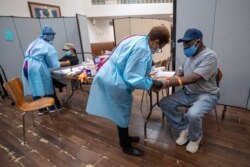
[0,65,9,97]
[155,57,172,70]
[216,68,223,87]
[3,77,25,109]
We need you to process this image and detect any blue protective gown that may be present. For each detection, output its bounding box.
[86,35,153,128]
[22,38,60,97]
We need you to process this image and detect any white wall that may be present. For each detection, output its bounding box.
[176,0,250,109]
[0,0,172,43]
[82,1,172,18]
[0,0,172,20]
[87,18,115,43]
[114,18,172,62]
[0,0,85,17]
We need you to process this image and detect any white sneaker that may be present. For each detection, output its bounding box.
[176,129,189,145]
[186,137,202,153]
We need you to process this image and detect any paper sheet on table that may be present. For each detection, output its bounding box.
[155,70,175,78]
[52,66,82,76]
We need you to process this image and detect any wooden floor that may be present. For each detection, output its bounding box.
[0,87,250,167]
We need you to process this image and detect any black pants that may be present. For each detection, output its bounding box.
[53,78,67,92]
[117,126,131,148]
[33,93,61,109]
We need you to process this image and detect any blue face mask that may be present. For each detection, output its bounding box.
[183,41,199,57]
[65,50,72,56]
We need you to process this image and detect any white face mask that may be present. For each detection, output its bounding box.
[46,34,55,42]
[151,47,161,54]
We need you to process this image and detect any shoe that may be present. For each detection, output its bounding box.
[48,104,62,113]
[48,105,57,113]
[176,129,189,145]
[56,104,62,112]
[38,108,48,116]
[129,136,140,143]
[122,146,144,156]
[186,136,202,153]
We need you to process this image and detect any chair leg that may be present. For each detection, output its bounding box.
[22,112,26,144]
[66,85,69,109]
[162,112,165,123]
[221,105,227,121]
[201,131,204,144]
[140,90,145,111]
[32,111,35,127]
[47,107,56,130]
[214,107,220,132]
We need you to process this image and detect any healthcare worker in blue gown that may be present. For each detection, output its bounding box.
[86,26,170,156]
[22,25,68,116]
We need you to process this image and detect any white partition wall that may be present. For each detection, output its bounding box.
[0,16,91,79]
[0,17,24,79]
[175,0,217,67]
[13,18,41,56]
[113,18,131,45]
[114,18,172,63]
[64,17,82,62]
[212,0,250,109]
[77,14,92,61]
[40,18,68,59]
[176,0,250,109]
[247,89,250,110]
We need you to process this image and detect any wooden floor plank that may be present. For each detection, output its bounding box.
[1,89,250,166]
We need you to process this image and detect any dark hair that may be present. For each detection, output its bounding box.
[72,48,77,55]
[148,26,170,45]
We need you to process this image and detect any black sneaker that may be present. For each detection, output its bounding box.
[48,105,62,113]
[122,146,144,156]
[56,104,62,112]
[48,105,57,113]
[38,108,48,116]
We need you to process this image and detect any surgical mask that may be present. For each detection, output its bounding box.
[41,34,55,43]
[65,50,72,56]
[151,47,161,54]
[46,35,55,42]
[183,41,199,57]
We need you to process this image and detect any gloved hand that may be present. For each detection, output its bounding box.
[151,79,164,93]
[152,79,164,89]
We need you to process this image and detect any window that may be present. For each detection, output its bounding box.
[92,0,173,5]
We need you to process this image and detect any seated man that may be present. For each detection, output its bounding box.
[53,43,79,92]
[158,28,219,153]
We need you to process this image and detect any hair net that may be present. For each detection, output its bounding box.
[41,25,56,35]
[40,25,56,42]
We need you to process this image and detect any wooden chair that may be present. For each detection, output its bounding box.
[0,65,13,102]
[3,77,56,143]
[213,68,223,131]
